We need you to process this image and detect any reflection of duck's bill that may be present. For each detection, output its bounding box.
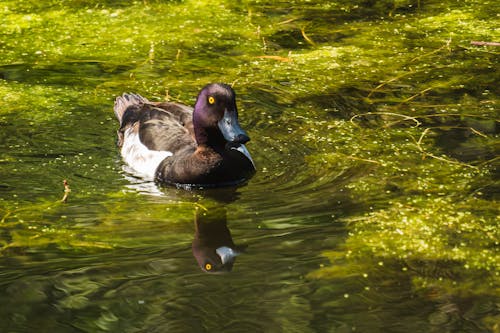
[216,246,240,265]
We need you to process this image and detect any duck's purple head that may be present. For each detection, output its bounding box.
[193,83,250,147]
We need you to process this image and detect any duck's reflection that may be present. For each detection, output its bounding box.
[192,207,245,273]
[121,177,247,273]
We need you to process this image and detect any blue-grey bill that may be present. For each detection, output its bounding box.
[216,246,240,265]
[217,110,249,143]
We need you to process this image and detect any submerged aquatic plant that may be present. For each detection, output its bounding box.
[0,0,498,331]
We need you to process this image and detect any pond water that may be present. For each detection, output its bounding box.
[0,0,498,332]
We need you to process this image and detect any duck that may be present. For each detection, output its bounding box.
[113,83,256,188]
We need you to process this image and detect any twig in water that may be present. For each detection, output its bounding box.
[194,203,209,212]
[411,38,451,63]
[350,112,422,128]
[1,210,12,224]
[61,180,71,203]
[367,70,416,98]
[230,78,240,88]
[148,42,155,63]
[470,41,500,46]
[345,155,383,165]
[255,55,292,62]
[469,127,488,138]
[300,26,316,46]
[413,129,478,169]
[277,17,302,25]
[400,87,432,104]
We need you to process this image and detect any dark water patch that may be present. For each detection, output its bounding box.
[468,178,499,201]
[243,0,422,23]
[0,183,12,190]
[241,85,291,126]
[266,26,353,50]
[293,87,375,121]
[194,35,248,56]
[267,29,313,50]
[434,125,498,163]
[255,1,422,51]
[309,256,499,332]
[0,61,133,86]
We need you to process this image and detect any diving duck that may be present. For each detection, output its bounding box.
[114,84,256,188]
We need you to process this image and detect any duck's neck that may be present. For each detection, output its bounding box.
[193,124,208,146]
[194,125,226,150]
[193,108,208,145]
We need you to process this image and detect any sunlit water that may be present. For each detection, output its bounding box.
[0,0,498,332]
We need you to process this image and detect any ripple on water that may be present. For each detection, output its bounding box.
[236,135,364,225]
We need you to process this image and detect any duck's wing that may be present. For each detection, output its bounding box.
[114,94,195,153]
[153,102,194,133]
[138,102,195,153]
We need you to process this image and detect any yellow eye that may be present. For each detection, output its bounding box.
[208,96,215,104]
[205,263,212,271]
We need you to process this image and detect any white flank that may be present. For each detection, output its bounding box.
[121,127,172,180]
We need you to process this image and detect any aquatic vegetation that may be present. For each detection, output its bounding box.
[0,0,498,331]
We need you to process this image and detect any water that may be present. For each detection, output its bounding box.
[0,0,498,332]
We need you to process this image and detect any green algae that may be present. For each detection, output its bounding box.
[0,0,498,331]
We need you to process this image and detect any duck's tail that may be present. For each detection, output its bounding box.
[114,93,149,124]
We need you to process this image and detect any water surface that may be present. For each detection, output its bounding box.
[0,0,498,332]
